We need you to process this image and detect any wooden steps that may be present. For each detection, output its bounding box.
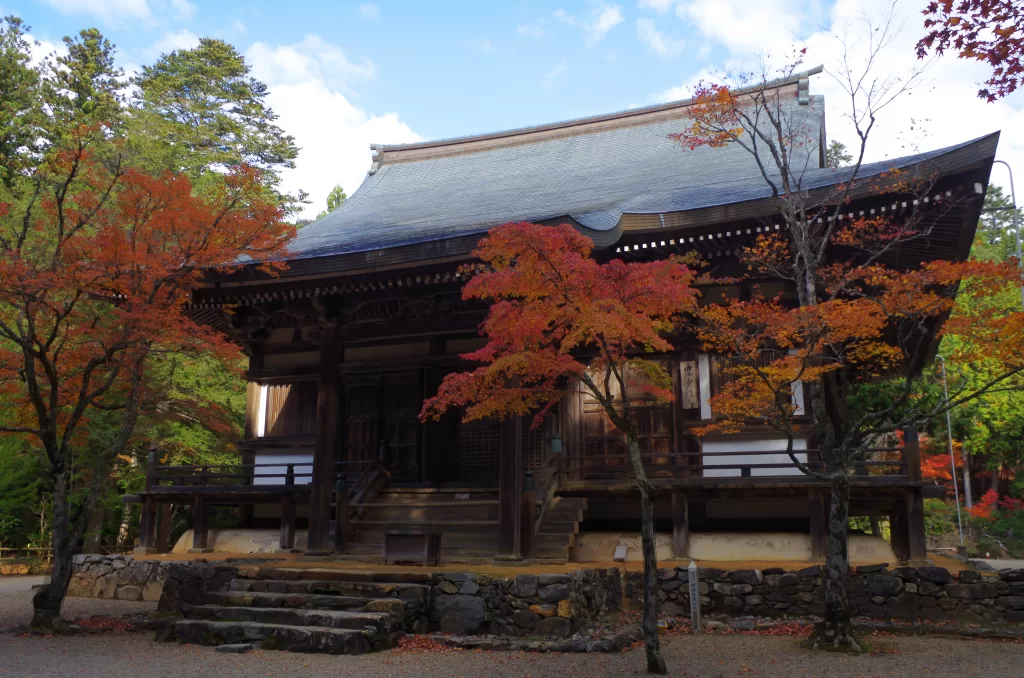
[341,489,501,562]
[533,496,588,561]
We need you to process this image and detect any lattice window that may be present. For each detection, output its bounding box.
[456,418,501,481]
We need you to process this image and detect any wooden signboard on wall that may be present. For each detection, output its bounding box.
[680,360,698,410]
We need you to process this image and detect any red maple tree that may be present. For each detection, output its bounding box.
[917,0,1024,101]
[421,222,699,675]
[677,51,1024,651]
[0,123,293,628]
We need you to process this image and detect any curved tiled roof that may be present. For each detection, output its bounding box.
[288,71,996,262]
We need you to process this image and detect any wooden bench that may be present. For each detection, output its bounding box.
[383,531,441,566]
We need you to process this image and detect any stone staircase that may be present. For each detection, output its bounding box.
[534,496,588,561]
[159,569,430,654]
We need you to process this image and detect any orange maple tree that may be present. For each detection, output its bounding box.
[0,123,293,627]
[678,54,1024,652]
[420,222,699,675]
[917,0,1024,101]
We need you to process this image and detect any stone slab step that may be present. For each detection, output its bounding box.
[252,568,433,584]
[164,619,392,654]
[230,579,428,604]
[202,590,378,612]
[181,604,394,633]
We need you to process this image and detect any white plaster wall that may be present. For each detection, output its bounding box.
[701,435,808,478]
[252,453,313,485]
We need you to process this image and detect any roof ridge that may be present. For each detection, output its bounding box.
[367,65,824,172]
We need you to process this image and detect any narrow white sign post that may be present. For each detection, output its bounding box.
[688,559,700,634]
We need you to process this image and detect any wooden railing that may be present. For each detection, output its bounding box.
[533,435,566,537]
[563,445,909,482]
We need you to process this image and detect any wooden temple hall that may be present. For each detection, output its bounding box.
[134,68,998,565]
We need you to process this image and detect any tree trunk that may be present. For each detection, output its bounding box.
[31,470,74,629]
[627,437,668,675]
[806,475,860,652]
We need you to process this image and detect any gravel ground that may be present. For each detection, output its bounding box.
[2,576,1023,677]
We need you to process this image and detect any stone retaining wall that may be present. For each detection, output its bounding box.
[71,557,1024,630]
[68,554,167,602]
[428,568,621,637]
[626,564,1024,625]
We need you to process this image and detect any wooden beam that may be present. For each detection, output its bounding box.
[307,324,341,554]
[497,413,524,558]
[809,491,827,559]
[671,490,689,559]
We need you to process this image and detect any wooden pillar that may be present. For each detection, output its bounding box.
[190,498,210,552]
[138,498,157,550]
[308,324,340,554]
[136,448,158,555]
[497,413,524,558]
[278,464,297,551]
[334,475,349,553]
[890,496,909,562]
[671,490,689,559]
[520,471,536,559]
[906,489,928,563]
[809,491,827,559]
[155,504,172,553]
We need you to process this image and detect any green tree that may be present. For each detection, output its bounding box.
[974,186,1022,262]
[131,38,303,211]
[825,139,853,169]
[0,16,41,188]
[315,183,347,219]
[44,28,124,136]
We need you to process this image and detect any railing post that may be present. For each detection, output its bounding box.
[520,471,536,559]
[279,464,297,552]
[903,426,921,481]
[334,473,349,554]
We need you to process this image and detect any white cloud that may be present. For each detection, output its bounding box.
[469,38,494,54]
[232,20,247,34]
[151,29,199,58]
[541,59,569,89]
[636,17,685,57]
[169,0,195,21]
[554,2,624,45]
[638,0,676,13]
[245,36,420,219]
[360,3,379,20]
[248,34,377,95]
[657,0,1024,196]
[676,0,821,56]
[517,18,547,38]
[39,0,151,21]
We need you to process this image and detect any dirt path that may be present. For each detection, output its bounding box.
[2,579,1023,677]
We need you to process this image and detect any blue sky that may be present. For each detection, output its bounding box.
[13,0,1024,218]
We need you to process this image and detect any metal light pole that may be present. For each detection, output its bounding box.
[991,160,1023,310]
[936,355,964,547]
